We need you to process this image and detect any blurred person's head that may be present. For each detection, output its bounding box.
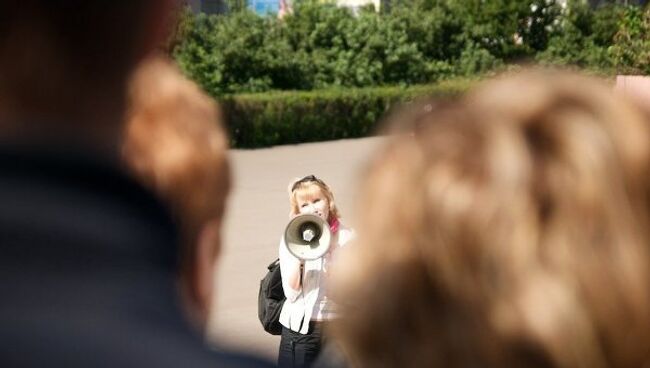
[289,175,340,223]
[333,70,650,367]
[123,56,230,329]
[615,75,650,117]
[0,1,175,148]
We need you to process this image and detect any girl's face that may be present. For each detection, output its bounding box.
[295,186,330,221]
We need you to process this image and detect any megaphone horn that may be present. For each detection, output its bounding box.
[284,214,331,260]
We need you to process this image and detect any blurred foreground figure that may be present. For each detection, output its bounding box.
[0,2,268,367]
[332,70,650,368]
[615,75,650,115]
[123,56,230,332]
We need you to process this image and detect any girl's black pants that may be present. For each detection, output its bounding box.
[278,321,326,368]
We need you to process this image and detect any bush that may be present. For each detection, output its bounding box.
[174,11,283,95]
[536,1,625,72]
[610,5,650,75]
[444,0,562,60]
[457,41,503,76]
[173,1,649,95]
[221,79,472,147]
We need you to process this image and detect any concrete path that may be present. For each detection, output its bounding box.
[206,137,384,361]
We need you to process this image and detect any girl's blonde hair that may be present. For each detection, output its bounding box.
[332,70,650,368]
[288,176,340,221]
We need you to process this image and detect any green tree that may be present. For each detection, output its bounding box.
[610,5,650,74]
[444,0,562,60]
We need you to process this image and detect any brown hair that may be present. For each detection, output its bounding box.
[123,56,230,281]
[0,1,173,131]
[332,70,650,368]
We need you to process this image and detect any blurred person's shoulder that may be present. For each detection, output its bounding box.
[140,340,275,368]
[0,145,273,368]
[207,346,275,368]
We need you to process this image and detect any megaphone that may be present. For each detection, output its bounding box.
[284,214,331,260]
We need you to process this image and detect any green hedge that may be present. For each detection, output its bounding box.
[221,79,472,148]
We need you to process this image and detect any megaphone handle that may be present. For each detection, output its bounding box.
[300,263,304,284]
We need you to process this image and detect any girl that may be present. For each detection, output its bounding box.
[278,175,354,368]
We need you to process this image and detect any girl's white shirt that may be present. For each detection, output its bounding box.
[278,224,354,334]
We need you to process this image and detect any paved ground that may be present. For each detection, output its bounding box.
[205,137,384,362]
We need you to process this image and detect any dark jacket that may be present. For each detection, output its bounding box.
[0,146,273,368]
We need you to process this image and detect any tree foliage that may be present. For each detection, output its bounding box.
[172,0,649,95]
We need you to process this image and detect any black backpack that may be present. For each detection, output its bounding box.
[258,258,285,335]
